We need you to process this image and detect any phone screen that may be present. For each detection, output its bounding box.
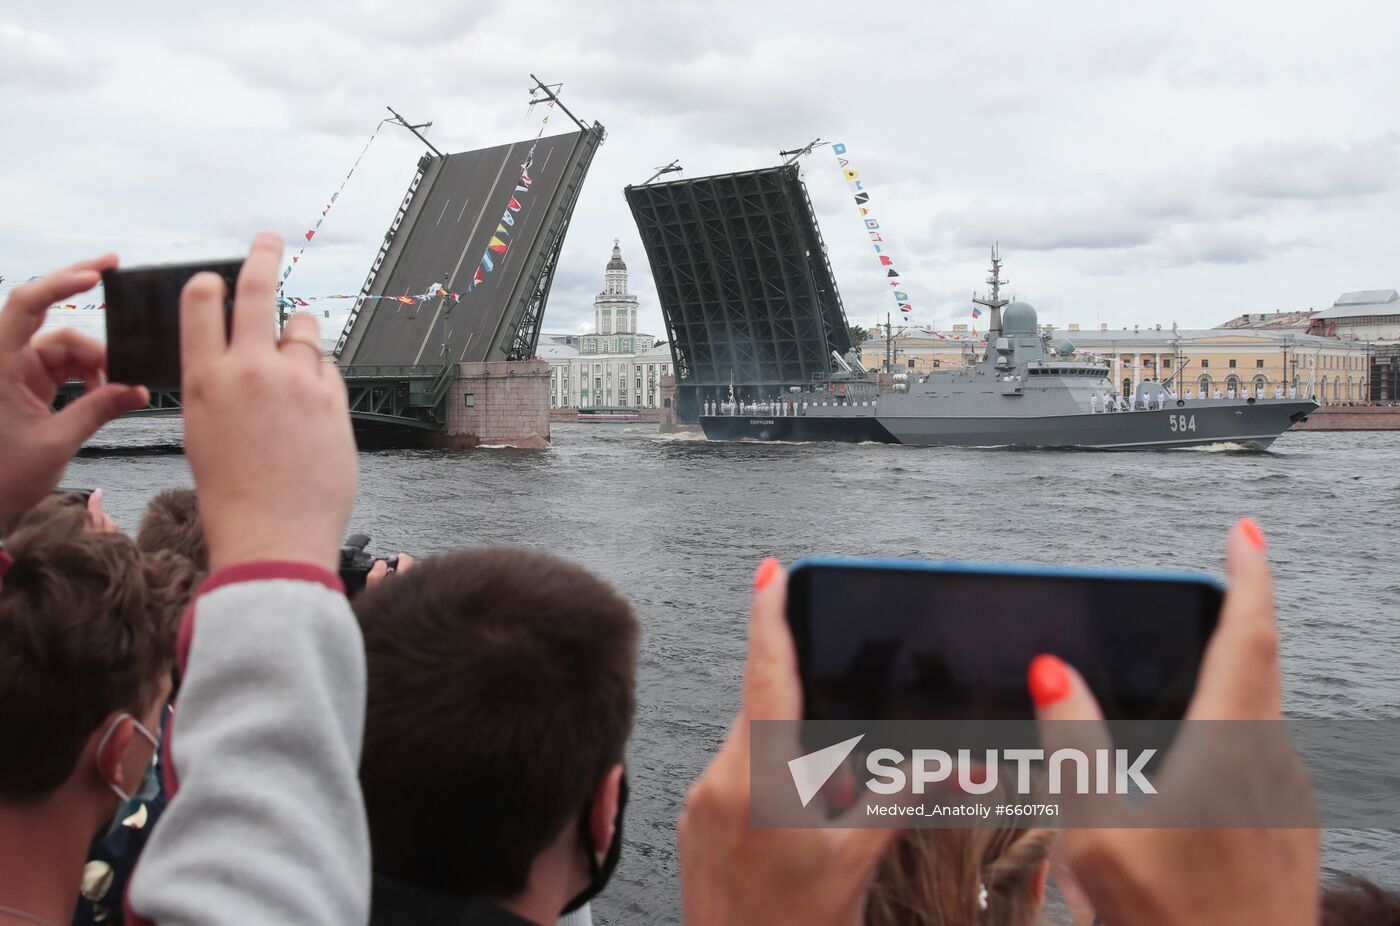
[787,561,1222,721]
[103,260,242,390]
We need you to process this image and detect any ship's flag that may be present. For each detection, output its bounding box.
[880,256,893,266]
[507,197,522,212]
[854,193,869,204]
[488,236,508,254]
[397,296,417,305]
[501,211,515,227]
[481,253,494,272]
[886,269,899,278]
[971,307,982,318]
[304,230,315,241]
[473,267,484,285]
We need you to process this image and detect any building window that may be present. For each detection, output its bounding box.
[907,358,916,369]
[1254,375,1267,393]
[1122,378,1132,394]
[1228,359,1237,368]
[1198,375,1212,395]
[1162,358,1172,368]
[1226,375,1240,394]
[1201,359,1209,368]
[1256,359,1264,368]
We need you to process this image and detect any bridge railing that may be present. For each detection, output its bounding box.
[338,364,444,379]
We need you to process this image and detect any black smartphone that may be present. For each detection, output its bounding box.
[103,260,243,390]
[786,558,1224,721]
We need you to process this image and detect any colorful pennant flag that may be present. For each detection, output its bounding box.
[832,142,913,314]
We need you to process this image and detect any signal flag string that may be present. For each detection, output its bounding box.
[278,119,388,293]
[832,142,913,315]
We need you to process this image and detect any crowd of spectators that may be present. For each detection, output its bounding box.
[0,237,1396,925]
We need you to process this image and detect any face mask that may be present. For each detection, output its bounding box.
[95,712,161,841]
[561,772,628,915]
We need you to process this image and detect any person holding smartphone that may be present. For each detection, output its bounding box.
[678,522,1320,925]
[0,235,368,926]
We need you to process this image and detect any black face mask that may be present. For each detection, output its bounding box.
[561,772,628,915]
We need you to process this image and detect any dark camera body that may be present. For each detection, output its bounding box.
[340,533,399,597]
[102,260,243,390]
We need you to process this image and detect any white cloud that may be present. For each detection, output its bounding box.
[3,0,1399,341]
[0,22,100,90]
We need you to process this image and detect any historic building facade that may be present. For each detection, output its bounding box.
[540,241,672,409]
[859,324,1374,403]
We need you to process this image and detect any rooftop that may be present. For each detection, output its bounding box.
[1314,289,1400,320]
[1216,310,1320,330]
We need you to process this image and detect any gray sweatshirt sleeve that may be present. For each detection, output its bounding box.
[126,562,369,926]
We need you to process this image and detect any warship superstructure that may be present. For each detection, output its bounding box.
[700,252,1317,449]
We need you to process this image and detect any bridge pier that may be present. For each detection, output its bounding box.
[433,360,551,449]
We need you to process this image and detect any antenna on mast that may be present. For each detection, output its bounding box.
[385,106,443,158]
[527,74,591,132]
[779,138,828,165]
[642,159,683,184]
[972,243,1010,336]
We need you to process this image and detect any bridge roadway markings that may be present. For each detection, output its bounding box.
[412,142,517,365]
[342,132,581,368]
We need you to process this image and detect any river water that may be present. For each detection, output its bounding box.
[65,421,1400,923]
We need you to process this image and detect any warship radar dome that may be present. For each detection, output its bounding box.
[1001,301,1038,335]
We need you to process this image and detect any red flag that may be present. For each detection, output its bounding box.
[473,267,484,285]
[507,197,522,212]
[879,256,893,266]
[304,230,315,241]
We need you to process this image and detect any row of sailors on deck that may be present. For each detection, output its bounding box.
[704,398,873,416]
[1090,383,1301,413]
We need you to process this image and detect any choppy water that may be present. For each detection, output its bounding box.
[65,421,1400,923]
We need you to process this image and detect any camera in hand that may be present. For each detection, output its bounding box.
[340,533,399,597]
[103,259,243,390]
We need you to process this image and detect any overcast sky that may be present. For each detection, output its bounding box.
[4,0,1398,343]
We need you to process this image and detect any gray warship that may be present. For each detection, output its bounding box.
[700,253,1318,450]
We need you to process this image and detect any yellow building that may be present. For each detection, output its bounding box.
[859,326,1373,403]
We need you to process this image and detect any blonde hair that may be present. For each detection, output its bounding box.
[866,826,1057,926]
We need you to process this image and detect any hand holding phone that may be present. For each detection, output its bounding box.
[180,233,355,575]
[0,255,148,524]
[1031,521,1319,926]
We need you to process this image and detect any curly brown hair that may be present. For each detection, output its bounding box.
[136,488,208,571]
[0,496,192,805]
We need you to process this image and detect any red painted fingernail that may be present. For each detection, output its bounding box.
[1238,517,1266,552]
[1028,654,1072,708]
[753,557,780,591]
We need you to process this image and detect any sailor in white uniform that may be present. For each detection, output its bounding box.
[1090,393,1100,414]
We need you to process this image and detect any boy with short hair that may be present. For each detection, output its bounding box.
[355,547,639,926]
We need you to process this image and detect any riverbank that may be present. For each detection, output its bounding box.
[1292,405,1400,430]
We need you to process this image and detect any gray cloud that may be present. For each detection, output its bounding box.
[0,22,101,90]
[1219,135,1400,201]
[5,0,1400,338]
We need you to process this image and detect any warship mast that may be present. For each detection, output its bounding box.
[972,244,1010,339]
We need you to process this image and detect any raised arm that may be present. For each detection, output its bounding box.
[126,233,368,925]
